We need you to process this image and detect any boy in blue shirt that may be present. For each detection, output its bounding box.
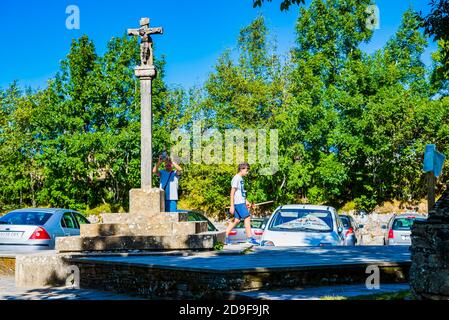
[225,163,259,245]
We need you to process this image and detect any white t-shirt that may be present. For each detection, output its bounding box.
[231,174,247,205]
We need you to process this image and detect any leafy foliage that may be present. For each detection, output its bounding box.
[252,0,305,11]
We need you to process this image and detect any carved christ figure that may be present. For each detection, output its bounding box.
[128,18,163,68]
[140,30,153,66]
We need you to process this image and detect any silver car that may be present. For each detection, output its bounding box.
[260,205,346,247]
[227,217,268,244]
[0,208,90,252]
[382,213,427,246]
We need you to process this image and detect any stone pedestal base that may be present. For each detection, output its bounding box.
[129,188,164,215]
[54,187,225,253]
[410,218,449,300]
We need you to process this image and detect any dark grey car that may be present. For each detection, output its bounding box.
[339,215,362,246]
[179,210,219,231]
[383,213,427,246]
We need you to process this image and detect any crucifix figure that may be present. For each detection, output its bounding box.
[128,18,163,67]
[128,17,163,191]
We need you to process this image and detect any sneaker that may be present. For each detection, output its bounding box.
[246,237,260,245]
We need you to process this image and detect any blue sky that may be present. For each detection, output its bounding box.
[0,0,437,91]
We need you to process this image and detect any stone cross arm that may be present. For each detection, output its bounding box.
[127,27,164,36]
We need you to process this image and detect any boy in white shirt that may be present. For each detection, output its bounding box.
[225,162,259,245]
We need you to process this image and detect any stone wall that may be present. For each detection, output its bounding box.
[410,220,449,299]
[72,259,409,299]
[346,213,394,245]
[410,187,449,300]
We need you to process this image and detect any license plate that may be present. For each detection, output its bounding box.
[0,231,24,239]
[402,235,410,241]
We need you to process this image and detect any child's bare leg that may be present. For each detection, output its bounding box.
[226,218,241,237]
[244,216,252,238]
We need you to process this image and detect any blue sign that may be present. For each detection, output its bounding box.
[423,144,446,177]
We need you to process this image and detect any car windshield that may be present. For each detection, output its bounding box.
[392,217,426,230]
[187,212,217,232]
[340,216,351,228]
[269,209,333,232]
[0,211,53,226]
[236,219,265,229]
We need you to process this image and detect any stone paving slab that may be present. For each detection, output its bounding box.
[70,245,411,273]
[0,277,141,300]
[228,283,411,300]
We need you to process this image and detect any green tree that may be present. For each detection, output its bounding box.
[252,0,305,11]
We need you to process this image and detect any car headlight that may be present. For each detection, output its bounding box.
[261,240,275,246]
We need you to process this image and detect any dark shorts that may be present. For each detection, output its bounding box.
[234,203,250,220]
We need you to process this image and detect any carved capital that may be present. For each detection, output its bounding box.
[135,65,157,80]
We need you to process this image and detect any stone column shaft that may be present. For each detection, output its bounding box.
[140,78,152,191]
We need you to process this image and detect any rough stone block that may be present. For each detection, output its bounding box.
[100,211,190,224]
[15,252,77,288]
[80,221,208,237]
[56,231,225,253]
[129,188,165,215]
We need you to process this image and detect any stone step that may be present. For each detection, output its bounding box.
[100,212,189,224]
[56,231,226,253]
[80,221,209,237]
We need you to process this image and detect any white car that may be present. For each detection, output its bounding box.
[260,204,346,247]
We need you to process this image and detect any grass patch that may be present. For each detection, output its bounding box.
[321,290,411,300]
[213,242,224,251]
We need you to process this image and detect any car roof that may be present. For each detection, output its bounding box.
[178,209,203,214]
[394,213,426,218]
[275,204,336,211]
[7,208,71,214]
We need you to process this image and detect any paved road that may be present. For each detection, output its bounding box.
[230,283,410,300]
[0,277,141,300]
[71,245,411,272]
